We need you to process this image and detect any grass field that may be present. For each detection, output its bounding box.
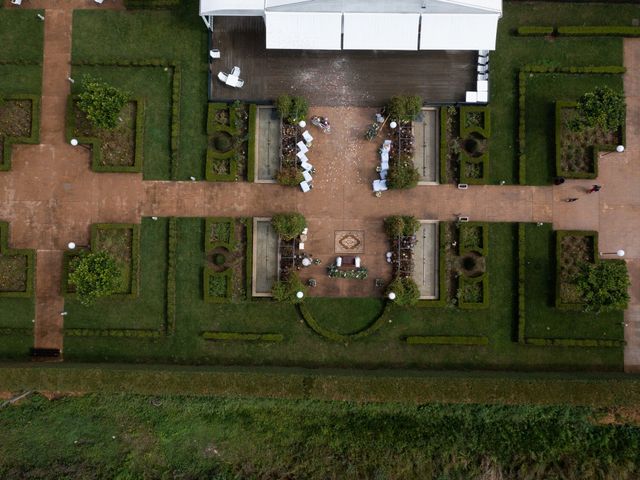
[488,1,636,184]
[1,393,640,479]
[71,2,208,180]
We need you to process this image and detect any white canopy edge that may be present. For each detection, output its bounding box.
[200,0,264,16]
[265,11,343,50]
[343,12,420,50]
[419,12,500,50]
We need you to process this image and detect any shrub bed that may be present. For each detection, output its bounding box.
[405,335,489,346]
[201,331,284,342]
[557,26,640,37]
[555,230,598,309]
[517,26,555,36]
[203,268,233,303]
[66,96,144,173]
[165,217,177,334]
[0,94,40,171]
[203,217,247,301]
[0,222,35,298]
[204,217,236,251]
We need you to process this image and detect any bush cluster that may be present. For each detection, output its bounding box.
[386,277,420,307]
[68,251,121,306]
[272,272,306,303]
[384,216,421,238]
[575,86,626,131]
[387,95,423,122]
[271,213,306,241]
[387,158,419,189]
[276,95,308,123]
[576,260,630,313]
[77,75,129,130]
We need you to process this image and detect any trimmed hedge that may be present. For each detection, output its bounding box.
[204,217,236,252]
[555,230,598,310]
[459,106,490,185]
[124,0,181,8]
[526,338,625,348]
[557,26,640,37]
[244,217,253,300]
[518,65,625,184]
[405,335,489,346]
[203,268,233,303]
[459,222,488,256]
[65,95,145,173]
[517,26,555,36]
[65,328,162,338]
[0,221,36,298]
[517,224,527,343]
[298,302,392,343]
[1,94,41,171]
[201,331,284,342]
[247,104,257,182]
[439,107,449,184]
[70,60,181,180]
[165,217,177,334]
[458,275,489,309]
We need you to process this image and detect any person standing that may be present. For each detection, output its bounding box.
[586,184,602,194]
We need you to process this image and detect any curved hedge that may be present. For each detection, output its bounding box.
[298,302,392,343]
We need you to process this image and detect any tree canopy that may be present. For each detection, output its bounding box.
[77,75,129,130]
[576,86,625,131]
[576,260,630,313]
[69,251,121,306]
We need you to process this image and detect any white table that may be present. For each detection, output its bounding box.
[373,179,388,192]
[477,91,489,103]
[466,91,478,103]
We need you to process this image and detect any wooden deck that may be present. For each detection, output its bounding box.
[210,16,477,106]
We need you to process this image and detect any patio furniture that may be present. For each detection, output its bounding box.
[477,80,488,92]
[479,50,490,57]
[372,179,388,192]
[302,131,313,144]
[300,161,313,171]
[11,0,22,5]
[230,66,241,77]
[336,256,342,267]
[478,72,489,81]
[355,256,361,268]
[380,169,388,180]
[478,56,489,66]
[477,64,489,73]
[477,91,488,103]
[235,79,244,88]
[209,49,221,59]
[300,180,311,192]
[296,151,308,162]
[380,150,389,163]
[465,91,478,103]
[94,0,104,3]
[297,141,308,153]
[225,75,241,87]
[218,71,228,82]
[382,139,392,150]
[301,227,308,235]
[302,170,313,182]
[299,242,305,250]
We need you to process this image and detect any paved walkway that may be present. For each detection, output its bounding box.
[0,3,638,366]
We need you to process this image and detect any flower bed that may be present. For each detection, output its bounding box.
[0,222,35,298]
[0,95,40,171]
[327,266,368,280]
[555,230,598,309]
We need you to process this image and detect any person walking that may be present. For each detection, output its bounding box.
[586,184,602,194]
[564,197,579,203]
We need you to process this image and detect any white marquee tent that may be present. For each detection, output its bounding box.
[200,0,502,51]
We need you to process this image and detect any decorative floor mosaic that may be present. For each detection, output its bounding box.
[334,230,365,254]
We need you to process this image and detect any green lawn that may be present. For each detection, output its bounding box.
[488,1,636,184]
[2,393,640,479]
[71,2,208,180]
[0,10,43,96]
[60,218,623,371]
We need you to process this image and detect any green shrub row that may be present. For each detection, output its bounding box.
[0,221,36,298]
[71,61,181,179]
[517,26,554,36]
[201,331,284,342]
[206,149,238,181]
[204,217,236,252]
[65,328,162,338]
[439,107,449,184]
[517,65,625,184]
[555,230,598,310]
[0,60,40,65]
[298,302,391,343]
[517,224,526,343]
[417,222,448,308]
[124,0,181,9]
[165,217,177,334]
[0,328,32,336]
[526,338,625,348]
[459,107,490,185]
[1,94,41,171]
[245,218,253,300]
[65,96,145,173]
[405,335,489,346]
[203,268,233,303]
[557,26,640,37]
[517,26,640,37]
[247,104,257,182]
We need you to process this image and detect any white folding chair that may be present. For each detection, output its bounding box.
[300,181,311,193]
[478,73,489,81]
[230,66,241,77]
[477,80,489,92]
[466,91,478,103]
[302,170,313,182]
[296,141,308,153]
[296,151,309,162]
[300,161,313,171]
[477,91,489,103]
[235,79,244,88]
[302,131,313,144]
[477,64,489,73]
[218,72,228,83]
[209,49,221,59]
[11,0,23,5]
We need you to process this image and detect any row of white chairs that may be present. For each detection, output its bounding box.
[298,131,314,192]
[466,50,490,104]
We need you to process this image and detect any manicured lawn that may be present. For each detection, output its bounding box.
[488,1,636,184]
[71,2,209,180]
[61,219,622,371]
[0,10,43,96]
[2,393,640,479]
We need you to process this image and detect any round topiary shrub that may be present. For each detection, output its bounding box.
[213,253,226,266]
[214,132,233,152]
[458,252,486,278]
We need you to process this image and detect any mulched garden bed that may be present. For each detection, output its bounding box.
[560,108,619,175]
[0,254,27,292]
[0,99,33,153]
[73,100,137,168]
[558,234,594,304]
[94,227,133,294]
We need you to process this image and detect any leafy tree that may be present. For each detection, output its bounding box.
[276,94,292,121]
[387,95,423,122]
[576,86,625,131]
[401,216,421,236]
[272,273,306,303]
[77,75,129,130]
[386,277,420,307]
[68,251,121,306]
[576,260,630,312]
[290,96,308,123]
[384,216,405,238]
[271,213,306,241]
[276,166,304,186]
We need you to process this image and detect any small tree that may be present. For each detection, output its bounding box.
[290,96,308,123]
[576,86,625,131]
[387,95,423,122]
[576,260,630,313]
[387,159,419,189]
[276,94,292,121]
[276,166,304,186]
[77,75,129,130]
[272,273,306,303]
[384,216,405,238]
[386,277,420,307]
[271,212,306,241]
[68,251,120,306]
[401,216,421,236]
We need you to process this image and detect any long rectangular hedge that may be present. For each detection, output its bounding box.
[405,336,488,346]
[247,104,257,182]
[439,107,448,184]
[557,26,640,37]
[0,94,41,171]
[202,332,284,342]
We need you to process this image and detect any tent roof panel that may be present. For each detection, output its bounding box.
[343,12,420,50]
[419,12,499,50]
[265,11,342,50]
